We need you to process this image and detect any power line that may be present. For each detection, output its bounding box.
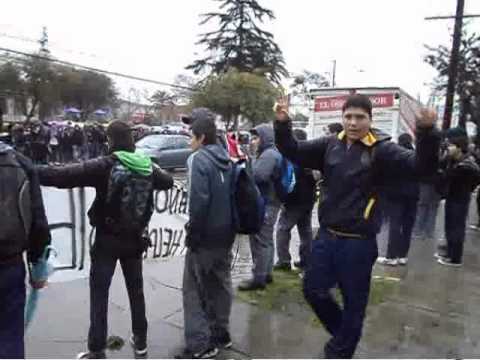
[0,46,196,91]
[425,14,480,20]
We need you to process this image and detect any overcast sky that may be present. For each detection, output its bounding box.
[2,0,480,103]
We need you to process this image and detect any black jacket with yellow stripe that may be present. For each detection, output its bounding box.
[274,121,441,237]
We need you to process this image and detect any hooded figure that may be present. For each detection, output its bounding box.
[238,123,282,291]
[249,124,282,204]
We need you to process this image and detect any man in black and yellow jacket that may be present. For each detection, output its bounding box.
[274,94,440,359]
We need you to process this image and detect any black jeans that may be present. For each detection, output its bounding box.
[0,262,26,359]
[88,255,147,352]
[303,229,378,358]
[386,197,418,259]
[445,194,471,264]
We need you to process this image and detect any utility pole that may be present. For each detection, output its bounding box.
[332,60,336,88]
[425,0,480,129]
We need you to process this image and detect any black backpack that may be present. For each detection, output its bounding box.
[105,161,154,237]
[230,161,266,234]
[0,146,32,259]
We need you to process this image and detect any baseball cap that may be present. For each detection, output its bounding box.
[181,108,215,126]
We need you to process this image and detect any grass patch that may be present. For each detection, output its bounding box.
[236,269,398,326]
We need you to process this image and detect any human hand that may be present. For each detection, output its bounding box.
[415,108,437,129]
[30,280,48,289]
[273,96,290,123]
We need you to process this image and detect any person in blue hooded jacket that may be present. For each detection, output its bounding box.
[177,109,235,359]
[238,124,282,291]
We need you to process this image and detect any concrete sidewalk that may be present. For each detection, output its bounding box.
[26,202,480,358]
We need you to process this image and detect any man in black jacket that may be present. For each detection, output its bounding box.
[177,110,234,359]
[274,128,316,271]
[274,94,440,358]
[0,141,51,359]
[436,127,480,267]
[37,121,174,359]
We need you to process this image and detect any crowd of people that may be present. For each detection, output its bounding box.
[7,121,109,164]
[2,94,480,359]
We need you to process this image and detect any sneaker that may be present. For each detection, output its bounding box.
[175,347,219,359]
[470,224,480,231]
[376,257,399,266]
[266,274,273,284]
[130,335,148,357]
[398,258,408,266]
[238,279,266,291]
[437,258,462,267]
[76,351,106,359]
[434,252,448,260]
[214,333,233,349]
[273,262,292,271]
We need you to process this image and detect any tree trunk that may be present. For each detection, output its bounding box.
[26,98,39,122]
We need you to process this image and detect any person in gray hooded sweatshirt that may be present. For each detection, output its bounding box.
[177,110,235,359]
[238,124,282,291]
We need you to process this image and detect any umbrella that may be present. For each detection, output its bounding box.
[64,107,81,114]
[94,109,108,115]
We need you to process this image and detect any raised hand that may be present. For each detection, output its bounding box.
[273,96,290,123]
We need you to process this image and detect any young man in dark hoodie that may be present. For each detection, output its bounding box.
[0,140,51,358]
[377,133,420,266]
[436,127,480,267]
[274,128,316,271]
[37,121,174,359]
[274,95,440,358]
[238,124,282,291]
[177,109,235,359]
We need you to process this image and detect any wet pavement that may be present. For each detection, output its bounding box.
[26,189,480,358]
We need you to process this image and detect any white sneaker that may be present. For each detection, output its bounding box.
[376,257,399,266]
[398,258,408,266]
[434,252,447,260]
[470,224,480,231]
[437,257,462,267]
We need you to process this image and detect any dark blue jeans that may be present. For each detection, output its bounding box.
[445,194,471,264]
[0,262,26,359]
[303,229,378,359]
[88,255,147,352]
[386,197,418,259]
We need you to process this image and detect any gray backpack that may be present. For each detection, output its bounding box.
[0,146,32,259]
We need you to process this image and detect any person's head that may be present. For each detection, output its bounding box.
[190,117,217,151]
[106,120,135,152]
[326,123,344,136]
[182,108,217,151]
[342,94,373,143]
[398,133,414,150]
[445,126,469,159]
[249,124,274,155]
[293,128,307,141]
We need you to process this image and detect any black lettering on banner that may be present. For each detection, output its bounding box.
[179,189,188,215]
[155,190,168,214]
[170,230,183,256]
[169,188,180,215]
[162,228,173,257]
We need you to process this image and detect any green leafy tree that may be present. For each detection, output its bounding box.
[187,0,288,83]
[191,68,281,129]
[57,67,117,120]
[425,29,480,128]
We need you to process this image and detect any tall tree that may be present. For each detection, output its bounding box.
[187,0,288,83]
[425,29,480,129]
[191,68,281,129]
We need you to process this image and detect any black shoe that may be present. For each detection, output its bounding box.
[294,261,306,269]
[76,351,106,359]
[214,333,233,349]
[266,274,273,284]
[130,335,148,357]
[174,347,219,359]
[238,279,266,291]
[273,262,292,271]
